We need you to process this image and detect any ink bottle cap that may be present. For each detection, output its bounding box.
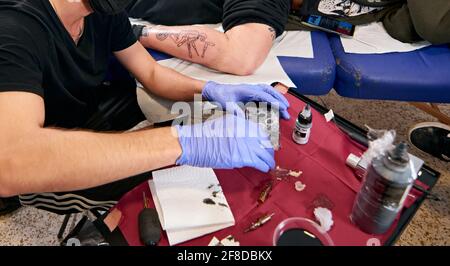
[346,153,367,179]
[346,154,362,169]
[297,104,312,125]
[384,142,410,170]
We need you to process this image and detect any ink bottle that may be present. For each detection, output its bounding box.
[293,104,313,145]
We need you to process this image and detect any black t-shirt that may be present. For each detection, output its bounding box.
[127,0,225,26]
[126,0,290,37]
[0,0,137,128]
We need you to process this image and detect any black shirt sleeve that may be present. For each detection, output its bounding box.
[0,13,45,97]
[110,12,138,52]
[223,0,291,37]
[126,0,224,26]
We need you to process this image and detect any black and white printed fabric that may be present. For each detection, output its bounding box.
[317,0,382,17]
[298,0,391,18]
[351,0,404,8]
[18,170,151,215]
[19,193,117,214]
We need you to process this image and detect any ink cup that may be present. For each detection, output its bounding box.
[273,217,334,246]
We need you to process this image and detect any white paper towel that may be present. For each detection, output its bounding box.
[150,166,235,246]
[148,180,234,246]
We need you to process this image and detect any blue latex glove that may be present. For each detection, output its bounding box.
[175,114,275,172]
[202,81,290,120]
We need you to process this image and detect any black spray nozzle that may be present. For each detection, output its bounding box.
[388,142,410,165]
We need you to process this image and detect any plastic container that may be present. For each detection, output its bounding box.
[273,217,334,246]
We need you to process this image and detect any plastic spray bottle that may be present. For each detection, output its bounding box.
[351,142,414,234]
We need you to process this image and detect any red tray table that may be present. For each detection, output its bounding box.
[114,91,439,246]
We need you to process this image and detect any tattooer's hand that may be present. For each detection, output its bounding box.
[175,114,275,172]
[202,81,290,120]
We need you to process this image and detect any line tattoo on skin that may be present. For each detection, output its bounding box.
[156,32,169,41]
[155,29,216,58]
[268,27,276,40]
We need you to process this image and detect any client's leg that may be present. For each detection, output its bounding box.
[407,0,450,45]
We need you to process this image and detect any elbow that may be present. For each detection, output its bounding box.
[233,61,260,76]
[218,49,264,76]
[0,156,19,197]
[0,179,14,198]
[0,187,14,198]
[224,59,261,76]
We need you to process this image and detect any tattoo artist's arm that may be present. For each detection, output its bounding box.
[139,23,275,76]
[0,91,182,197]
[114,42,205,101]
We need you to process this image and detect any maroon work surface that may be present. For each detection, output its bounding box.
[115,93,423,246]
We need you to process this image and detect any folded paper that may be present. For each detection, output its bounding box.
[149,166,235,245]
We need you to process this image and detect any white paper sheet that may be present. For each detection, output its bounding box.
[158,52,296,87]
[150,166,235,246]
[272,30,314,59]
[341,22,431,54]
[148,180,233,246]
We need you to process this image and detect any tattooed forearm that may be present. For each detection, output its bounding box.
[151,27,216,59]
[268,27,276,40]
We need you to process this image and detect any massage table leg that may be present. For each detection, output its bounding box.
[409,102,450,125]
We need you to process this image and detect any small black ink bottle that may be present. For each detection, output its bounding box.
[293,104,313,145]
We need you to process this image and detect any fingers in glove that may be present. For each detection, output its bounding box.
[260,84,290,108]
[254,145,276,170]
[249,157,272,173]
[250,89,290,120]
[226,102,246,118]
[279,109,291,120]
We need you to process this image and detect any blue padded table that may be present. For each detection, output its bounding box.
[329,35,450,103]
[106,31,336,96]
[279,31,335,95]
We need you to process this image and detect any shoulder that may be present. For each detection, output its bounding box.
[0,10,49,47]
[0,9,47,31]
[0,10,50,69]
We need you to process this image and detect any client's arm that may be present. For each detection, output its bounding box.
[138,23,276,76]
